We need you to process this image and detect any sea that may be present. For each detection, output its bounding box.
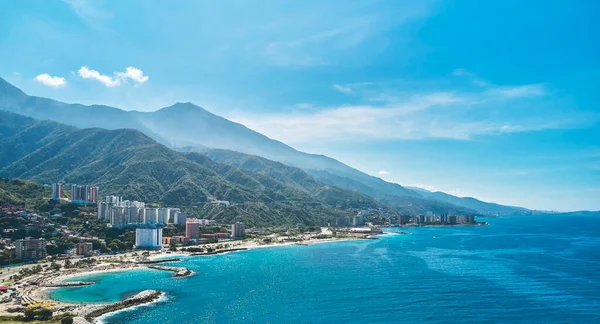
[51,215,600,323]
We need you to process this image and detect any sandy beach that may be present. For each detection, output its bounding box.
[0,233,393,322]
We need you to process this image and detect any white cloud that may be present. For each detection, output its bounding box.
[78,66,120,87]
[378,170,390,175]
[34,73,67,88]
[115,67,149,85]
[487,84,546,98]
[230,75,596,144]
[452,69,490,87]
[77,66,148,87]
[333,84,352,94]
[63,0,112,30]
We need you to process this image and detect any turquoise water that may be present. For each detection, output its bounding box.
[51,215,600,323]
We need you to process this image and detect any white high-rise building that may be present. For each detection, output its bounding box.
[145,208,158,224]
[173,211,187,225]
[231,222,245,239]
[51,183,62,200]
[111,206,125,227]
[157,208,170,225]
[135,225,163,250]
[169,208,180,223]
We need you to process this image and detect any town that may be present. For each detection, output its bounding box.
[2,183,482,264]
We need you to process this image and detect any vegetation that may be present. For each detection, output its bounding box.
[0,178,50,210]
[0,111,391,226]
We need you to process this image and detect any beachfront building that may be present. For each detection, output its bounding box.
[145,208,158,224]
[352,214,364,226]
[158,208,170,225]
[15,237,47,261]
[76,242,93,256]
[173,211,187,225]
[135,225,163,250]
[163,236,189,245]
[231,222,245,239]
[186,219,200,240]
[111,206,126,227]
[51,183,62,200]
[169,208,180,223]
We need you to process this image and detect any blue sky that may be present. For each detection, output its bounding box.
[1,0,599,211]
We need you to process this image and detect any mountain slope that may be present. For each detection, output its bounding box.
[0,111,396,226]
[418,190,529,216]
[0,77,524,215]
[197,149,477,215]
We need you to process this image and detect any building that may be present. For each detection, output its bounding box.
[231,222,245,239]
[70,185,99,204]
[51,183,62,200]
[111,206,125,227]
[398,215,412,225]
[336,216,351,227]
[75,242,93,256]
[173,211,187,225]
[186,219,200,240]
[163,236,189,245]
[352,214,364,226]
[158,208,170,225]
[135,225,163,250]
[15,237,47,261]
[88,186,99,203]
[169,208,181,223]
[145,208,158,224]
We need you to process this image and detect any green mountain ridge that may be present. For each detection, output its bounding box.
[0,77,529,215]
[201,148,479,215]
[0,111,399,226]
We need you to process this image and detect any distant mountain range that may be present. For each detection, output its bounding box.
[0,77,531,216]
[1,111,407,226]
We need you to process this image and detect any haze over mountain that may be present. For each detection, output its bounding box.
[0,77,528,215]
[0,110,406,226]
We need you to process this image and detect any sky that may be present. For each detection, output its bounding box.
[1,0,599,211]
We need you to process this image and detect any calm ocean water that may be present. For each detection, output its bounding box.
[52,215,600,323]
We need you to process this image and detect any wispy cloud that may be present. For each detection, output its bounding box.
[260,2,434,67]
[378,170,390,175]
[230,76,598,144]
[486,84,546,98]
[63,0,112,30]
[333,84,352,94]
[34,73,67,88]
[78,66,149,87]
[452,69,489,87]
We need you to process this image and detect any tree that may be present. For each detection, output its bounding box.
[169,240,177,252]
[50,262,62,271]
[61,317,74,324]
[23,308,36,321]
[37,308,53,320]
[64,259,72,269]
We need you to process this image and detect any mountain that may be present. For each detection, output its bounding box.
[418,190,529,216]
[0,178,50,208]
[0,111,398,226]
[0,77,522,215]
[0,77,168,145]
[194,149,475,215]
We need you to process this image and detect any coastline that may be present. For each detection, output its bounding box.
[13,234,399,322]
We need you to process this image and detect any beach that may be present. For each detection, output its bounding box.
[0,233,385,322]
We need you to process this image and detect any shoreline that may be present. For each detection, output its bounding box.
[14,234,398,321]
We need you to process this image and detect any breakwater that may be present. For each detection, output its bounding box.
[83,290,163,322]
[44,281,94,287]
[147,265,193,277]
